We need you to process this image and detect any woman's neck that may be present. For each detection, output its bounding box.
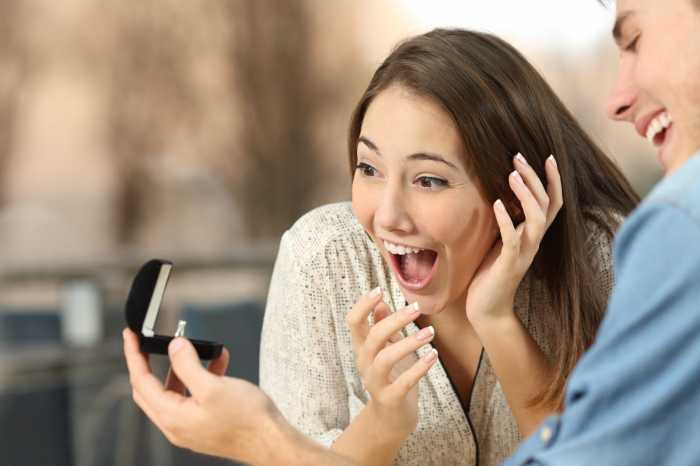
[415,297,471,333]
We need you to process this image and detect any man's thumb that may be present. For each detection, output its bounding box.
[168,337,215,398]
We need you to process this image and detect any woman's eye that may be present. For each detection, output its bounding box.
[625,35,640,52]
[416,176,448,189]
[356,162,378,177]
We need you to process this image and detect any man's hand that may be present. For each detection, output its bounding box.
[123,328,285,464]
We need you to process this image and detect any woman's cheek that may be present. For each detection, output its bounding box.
[351,181,376,232]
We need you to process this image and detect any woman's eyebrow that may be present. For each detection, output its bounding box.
[407,153,458,170]
[359,135,458,170]
[358,136,381,154]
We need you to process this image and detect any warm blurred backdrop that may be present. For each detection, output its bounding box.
[0,1,660,465]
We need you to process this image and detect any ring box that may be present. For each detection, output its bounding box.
[125,259,223,360]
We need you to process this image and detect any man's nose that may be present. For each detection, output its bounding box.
[606,65,638,122]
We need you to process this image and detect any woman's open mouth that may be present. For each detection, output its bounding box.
[383,240,439,291]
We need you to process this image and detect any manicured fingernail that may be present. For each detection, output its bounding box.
[515,153,528,165]
[404,302,420,315]
[369,287,382,298]
[416,326,435,341]
[494,199,505,212]
[548,155,557,168]
[510,170,524,184]
[423,348,438,364]
[169,338,185,355]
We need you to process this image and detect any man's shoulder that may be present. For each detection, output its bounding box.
[615,153,700,250]
[644,153,700,223]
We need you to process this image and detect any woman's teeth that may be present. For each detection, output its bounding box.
[383,240,423,255]
[646,111,673,144]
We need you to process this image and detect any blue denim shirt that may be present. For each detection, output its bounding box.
[504,153,700,466]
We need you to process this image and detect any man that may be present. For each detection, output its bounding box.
[124,1,700,464]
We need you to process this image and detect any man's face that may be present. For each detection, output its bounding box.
[607,0,700,174]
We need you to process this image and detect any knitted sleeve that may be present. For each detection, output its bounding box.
[259,229,349,448]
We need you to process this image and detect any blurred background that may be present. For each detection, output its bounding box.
[0,1,661,465]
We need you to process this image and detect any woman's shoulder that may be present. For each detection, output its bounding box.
[280,202,374,265]
[584,206,625,228]
[285,202,365,244]
[582,207,626,252]
[289,202,361,235]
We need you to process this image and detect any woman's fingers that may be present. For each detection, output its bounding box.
[367,326,435,385]
[362,303,421,364]
[346,287,384,352]
[513,153,550,211]
[493,199,518,262]
[372,302,392,323]
[383,349,439,402]
[372,303,402,344]
[544,155,563,226]
[509,169,547,239]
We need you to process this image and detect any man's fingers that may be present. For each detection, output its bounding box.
[346,287,384,349]
[124,328,166,397]
[168,337,219,402]
[165,368,187,395]
[123,328,152,375]
[207,348,230,377]
[123,328,190,416]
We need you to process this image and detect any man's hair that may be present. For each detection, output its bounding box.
[598,0,700,9]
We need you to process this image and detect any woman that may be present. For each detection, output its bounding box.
[259,29,638,466]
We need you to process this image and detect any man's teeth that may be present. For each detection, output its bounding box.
[646,112,673,143]
[383,240,423,255]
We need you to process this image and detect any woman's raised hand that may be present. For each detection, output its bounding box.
[466,153,563,325]
[346,289,438,436]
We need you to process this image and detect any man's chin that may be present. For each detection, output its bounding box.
[664,147,700,176]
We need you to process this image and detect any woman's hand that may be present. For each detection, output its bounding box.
[346,289,438,437]
[124,328,286,465]
[466,153,563,326]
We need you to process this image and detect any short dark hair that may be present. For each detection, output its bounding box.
[598,0,700,9]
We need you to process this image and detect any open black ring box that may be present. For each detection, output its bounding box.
[125,259,223,360]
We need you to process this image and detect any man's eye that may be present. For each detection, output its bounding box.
[356,162,378,177]
[416,176,448,189]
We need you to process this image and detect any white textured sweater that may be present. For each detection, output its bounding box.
[260,202,616,466]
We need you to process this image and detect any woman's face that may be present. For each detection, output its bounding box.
[352,84,498,315]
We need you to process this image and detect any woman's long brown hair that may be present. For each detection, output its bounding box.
[348,29,640,409]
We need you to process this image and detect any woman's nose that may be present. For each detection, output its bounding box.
[375,186,414,234]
